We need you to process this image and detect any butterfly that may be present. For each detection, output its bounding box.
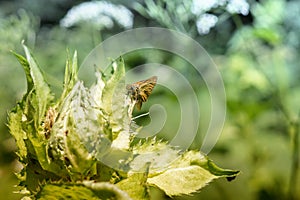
[126,76,157,110]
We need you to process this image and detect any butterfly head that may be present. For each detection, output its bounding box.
[127,84,140,100]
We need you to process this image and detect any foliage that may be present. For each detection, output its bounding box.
[8,44,239,199]
[0,10,38,168]
[0,10,38,133]
[1,0,300,199]
[215,0,300,199]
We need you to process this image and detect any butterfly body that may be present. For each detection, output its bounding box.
[127,76,157,110]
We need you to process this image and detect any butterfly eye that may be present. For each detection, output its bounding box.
[127,85,136,96]
[131,89,137,96]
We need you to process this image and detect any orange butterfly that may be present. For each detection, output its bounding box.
[126,76,157,110]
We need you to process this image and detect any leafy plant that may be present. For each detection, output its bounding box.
[8,44,239,199]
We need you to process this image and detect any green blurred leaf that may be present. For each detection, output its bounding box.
[253,28,281,45]
[252,0,285,28]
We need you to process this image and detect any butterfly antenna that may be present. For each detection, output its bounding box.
[132,112,150,120]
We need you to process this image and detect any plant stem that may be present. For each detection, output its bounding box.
[287,113,300,200]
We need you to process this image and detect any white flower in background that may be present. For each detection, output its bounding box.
[60,1,133,29]
[226,0,249,16]
[192,0,249,16]
[192,0,250,34]
[191,0,226,15]
[196,13,218,35]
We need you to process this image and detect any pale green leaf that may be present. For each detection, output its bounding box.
[130,139,180,174]
[15,44,53,129]
[146,150,239,196]
[60,50,78,103]
[101,57,132,148]
[48,81,110,176]
[147,165,216,196]
[101,57,125,115]
[9,44,58,182]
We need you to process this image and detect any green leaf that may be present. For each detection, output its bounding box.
[47,82,110,177]
[146,150,239,196]
[130,139,180,174]
[147,165,215,196]
[21,159,61,193]
[252,0,285,28]
[206,159,240,179]
[101,57,132,149]
[8,104,28,160]
[9,44,59,187]
[11,43,53,130]
[253,28,281,45]
[101,57,125,116]
[36,183,99,200]
[59,50,78,103]
[9,44,65,191]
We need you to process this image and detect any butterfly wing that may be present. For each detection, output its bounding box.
[127,76,157,110]
[138,76,157,102]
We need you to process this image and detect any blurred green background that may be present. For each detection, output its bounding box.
[0,0,299,199]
